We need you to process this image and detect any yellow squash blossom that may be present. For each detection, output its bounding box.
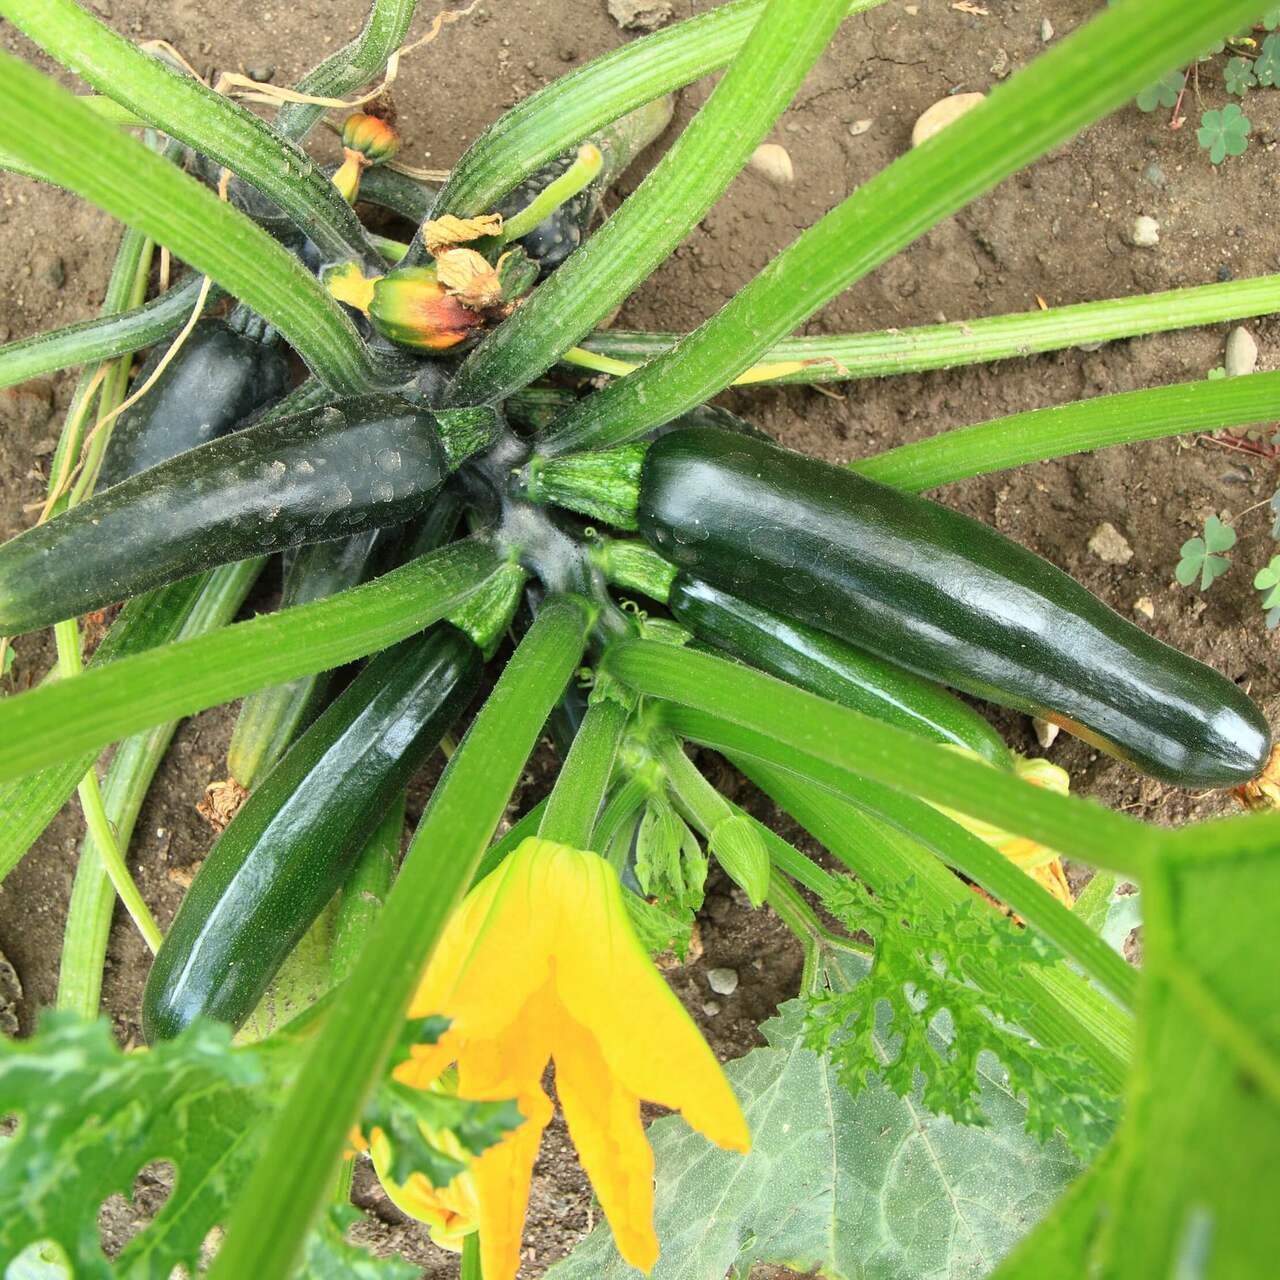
[936,752,1076,909]
[381,837,750,1280]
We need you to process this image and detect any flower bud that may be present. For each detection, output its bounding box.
[341,112,401,164]
[708,814,771,907]
[369,266,483,351]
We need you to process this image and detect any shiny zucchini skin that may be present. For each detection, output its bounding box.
[638,427,1271,787]
[0,394,448,635]
[98,316,291,490]
[142,625,481,1041]
[667,574,1010,769]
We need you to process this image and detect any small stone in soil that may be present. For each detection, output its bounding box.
[912,93,985,147]
[707,967,739,995]
[1224,326,1259,378]
[750,143,794,186]
[246,64,276,82]
[701,1001,721,1018]
[1088,521,1133,565]
[1133,596,1156,621]
[1129,215,1160,248]
[1040,17,1054,41]
[606,0,672,31]
[848,118,874,137]
[1033,717,1060,749]
[1143,162,1169,191]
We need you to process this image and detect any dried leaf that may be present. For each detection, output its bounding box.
[197,777,249,832]
[422,213,503,256]
[435,248,504,309]
[952,1,989,13]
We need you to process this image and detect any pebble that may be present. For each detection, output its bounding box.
[39,255,65,289]
[848,118,874,137]
[1032,717,1060,749]
[1133,596,1156,621]
[701,1001,721,1018]
[1040,17,1054,41]
[1224,326,1259,378]
[749,143,794,186]
[1088,521,1133,565]
[707,967,739,996]
[1130,215,1160,248]
[1142,162,1169,191]
[246,64,276,83]
[911,93,985,147]
[607,0,673,31]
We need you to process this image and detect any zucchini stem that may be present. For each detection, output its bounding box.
[499,143,603,245]
[539,696,631,849]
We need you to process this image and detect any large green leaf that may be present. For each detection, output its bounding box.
[549,952,1079,1280]
[995,817,1280,1276]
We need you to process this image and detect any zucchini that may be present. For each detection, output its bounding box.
[98,313,291,489]
[667,574,1011,769]
[227,529,385,789]
[142,624,481,1040]
[637,427,1271,787]
[0,394,457,635]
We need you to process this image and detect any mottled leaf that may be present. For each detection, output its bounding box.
[548,952,1079,1280]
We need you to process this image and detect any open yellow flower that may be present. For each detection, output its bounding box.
[385,836,750,1280]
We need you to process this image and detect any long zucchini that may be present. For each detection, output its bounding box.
[142,624,481,1040]
[97,313,290,489]
[666,574,1011,769]
[636,427,1270,787]
[0,394,462,635]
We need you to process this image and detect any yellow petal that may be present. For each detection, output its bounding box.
[553,1002,659,1273]
[549,845,750,1152]
[408,848,556,1040]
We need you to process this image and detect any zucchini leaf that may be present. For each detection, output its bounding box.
[994,819,1280,1276]
[548,949,1080,1280]
[806,877,1118,1159]
[0,1013,499,1279]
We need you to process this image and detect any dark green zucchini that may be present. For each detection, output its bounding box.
[98,313,291,490]
[227,529,386,789]
[0,394,452,635]
[667,574,1010,769]
[637,427,1271,788]
[142,624,481,1041]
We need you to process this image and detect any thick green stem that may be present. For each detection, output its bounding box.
[0,50,375,392]
[446,0,853,407]
[738,757,1131,1089]
[582,272,1280,384]
[539,697,631,849]
[54,620,162,953]
[0,275,216,393]
[2,0,380,269]
[208,597,591,1280]
[854,368,1280,492]
[275,0,420,141]
[57,558,263,1014]
[0,541,500,783]
[538,0,1261,454]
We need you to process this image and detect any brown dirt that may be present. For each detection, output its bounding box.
[1,0,1277,1275]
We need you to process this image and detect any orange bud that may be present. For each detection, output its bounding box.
[341,113,401,165]
[369,266,483,351]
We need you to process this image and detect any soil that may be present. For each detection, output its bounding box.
[1,0,1278,1276]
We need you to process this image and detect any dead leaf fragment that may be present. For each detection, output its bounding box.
[422,213,503,257]
[952,1,989,13]
[436,247,504,308]
[197,777,249,832]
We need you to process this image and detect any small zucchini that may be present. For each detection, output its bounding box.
[142,624,481,1041]
[667,573,1011,769]
[0,394,456,635]
[637,427,1270,788]
[98,313,291,489]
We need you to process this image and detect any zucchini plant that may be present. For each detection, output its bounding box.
[1,0,1279,1277]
